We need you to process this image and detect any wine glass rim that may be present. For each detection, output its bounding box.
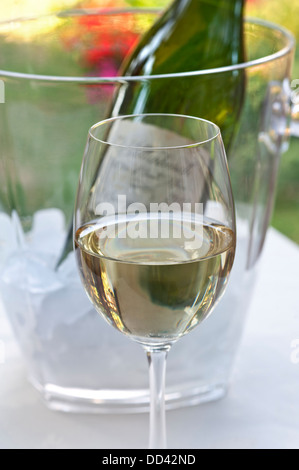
[0,12,295,83]
[88,113,221,151]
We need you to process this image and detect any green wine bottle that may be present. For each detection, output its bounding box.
[112,0,245,149]
[56,0,245,268]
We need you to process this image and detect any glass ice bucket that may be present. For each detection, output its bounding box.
[0,9,297,413]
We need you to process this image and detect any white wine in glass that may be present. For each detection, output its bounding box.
[74,114,236,448]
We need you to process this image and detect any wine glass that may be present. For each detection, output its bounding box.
[74,113,236,449]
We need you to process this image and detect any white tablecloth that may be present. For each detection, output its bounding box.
[0,228,298,449]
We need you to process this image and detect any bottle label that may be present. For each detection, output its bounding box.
[91,119,210,214]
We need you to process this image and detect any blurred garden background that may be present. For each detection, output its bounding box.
[0,0,298,243]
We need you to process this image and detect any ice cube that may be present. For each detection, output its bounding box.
[37,272,92,340]
[31,209,66,260]
[1,250,63,294]
[0,213,18,262]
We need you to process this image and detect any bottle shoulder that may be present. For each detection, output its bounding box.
[122,0,244,76]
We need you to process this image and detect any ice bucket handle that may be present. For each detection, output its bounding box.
[271,79,299,145]
[291,104,299,137]
[290,79,299,138]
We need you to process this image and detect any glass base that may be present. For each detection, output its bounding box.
[31,377,228,414]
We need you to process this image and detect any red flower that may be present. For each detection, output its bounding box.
[59,2,142,101]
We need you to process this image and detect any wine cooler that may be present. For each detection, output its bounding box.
[0,9,297,413]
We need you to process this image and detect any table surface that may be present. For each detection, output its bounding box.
[0,228,299,450]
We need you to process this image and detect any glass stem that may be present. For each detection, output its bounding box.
[145,346,170,449]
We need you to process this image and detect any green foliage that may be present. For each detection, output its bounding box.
[124,0,169,7]
[246,0,299,41]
